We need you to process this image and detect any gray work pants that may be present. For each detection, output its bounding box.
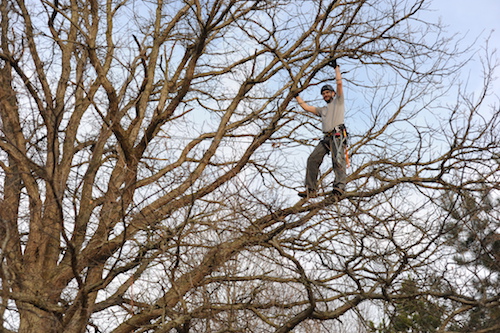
[305,135,346,191]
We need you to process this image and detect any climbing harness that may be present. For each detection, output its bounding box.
[322,124,349,167]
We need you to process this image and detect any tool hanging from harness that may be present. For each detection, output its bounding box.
[321,124,350,168]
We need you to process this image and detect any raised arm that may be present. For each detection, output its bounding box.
[335,64,343,97]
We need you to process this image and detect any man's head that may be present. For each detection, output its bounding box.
[320,84,335,103]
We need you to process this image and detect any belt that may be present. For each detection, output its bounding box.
[324,124,345,136]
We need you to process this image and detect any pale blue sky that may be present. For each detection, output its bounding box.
[430,0,500,42]
[427,0,500,101]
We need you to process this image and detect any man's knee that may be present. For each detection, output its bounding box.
[307,153,323,167]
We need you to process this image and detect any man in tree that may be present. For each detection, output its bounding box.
[295,60,347,198]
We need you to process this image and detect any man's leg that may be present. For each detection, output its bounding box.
[330,136,347,191]
[305,140,329,192]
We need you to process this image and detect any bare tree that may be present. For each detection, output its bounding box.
[0,0,498,332]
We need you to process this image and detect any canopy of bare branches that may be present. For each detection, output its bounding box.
[0,0,498,332]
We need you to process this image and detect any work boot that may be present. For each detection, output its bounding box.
[331,183,345,196]
[298,189,317,198]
